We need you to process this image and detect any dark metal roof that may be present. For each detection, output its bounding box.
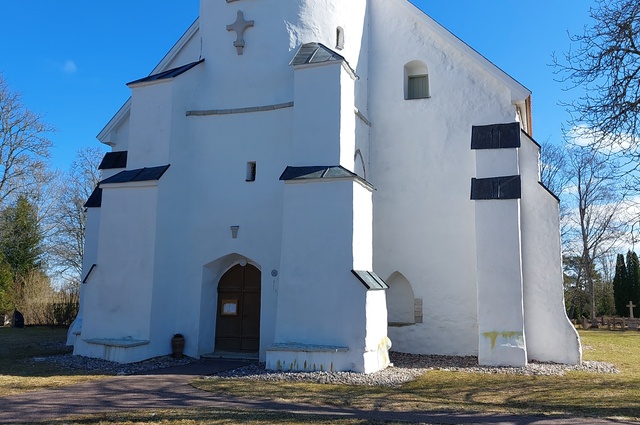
[351,270,389,291]
[289,43,357,78]
[84,186,103,208]
[82,264,97,284]
[290,42,346,66]
[101,165,170,185]
[471,175,521,200]
[98,151,128,170]
[471,123,521,150]
[280,166,357,181]
[280,165,374,190]
[127,59,204,86]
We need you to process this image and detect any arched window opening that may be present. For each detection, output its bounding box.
[404,60,430,100]
[336,26,345,50]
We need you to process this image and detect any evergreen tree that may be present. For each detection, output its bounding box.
[613,253,628,316]
[626,251,640,316]
[0,253,13,314]
[0,195,43,277]
[0,195,48,318]
[632,252,640,312]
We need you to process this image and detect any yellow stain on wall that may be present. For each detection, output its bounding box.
[483,332,499,349]
[482,331,523,349]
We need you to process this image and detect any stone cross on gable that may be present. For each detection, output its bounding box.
[628,301,636,319]
[227,10,254,55]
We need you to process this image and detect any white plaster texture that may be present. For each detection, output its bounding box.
[474,198,527,367]
[519,135,582,364]
[272,178,385,373]
[71,0,580,369]
[77,183,159,362]
[369,0,515,357]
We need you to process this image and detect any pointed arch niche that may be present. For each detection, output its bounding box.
[404,60,430,100]
[386,272,420,326]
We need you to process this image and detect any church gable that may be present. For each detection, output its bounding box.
[71,0,580,372]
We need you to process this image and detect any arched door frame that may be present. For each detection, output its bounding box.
[214,263,261,352]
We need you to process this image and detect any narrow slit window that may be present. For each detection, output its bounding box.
[336,26,345,50]
[407,75,429,99]
[246,161,256,181]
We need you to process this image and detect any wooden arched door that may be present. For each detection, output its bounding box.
[215,264,261,352]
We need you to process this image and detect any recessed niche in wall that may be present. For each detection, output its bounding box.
[386,272,416,325]
[246,161,256,182]
[336,26,345,50]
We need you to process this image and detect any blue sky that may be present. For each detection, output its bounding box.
[1,1,595,171]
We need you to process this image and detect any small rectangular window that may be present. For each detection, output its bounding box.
[408,75,429,99]
[246,162,256,181]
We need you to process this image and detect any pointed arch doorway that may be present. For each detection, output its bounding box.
[215,264,261,352]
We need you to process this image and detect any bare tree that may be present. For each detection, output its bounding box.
[0,74,54,207]
[540,141,576,245]
[540,141,570,197]
[563,145,627,322]
[49,147,103,289]
[553,0,640,167]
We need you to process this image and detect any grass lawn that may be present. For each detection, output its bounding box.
[32,410,407,425]
[193,330,640,421]
[1,327,639,424]
[0,326,108,397]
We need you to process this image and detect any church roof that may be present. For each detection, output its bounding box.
[290,42,345,66]
[99,151,128,170]
[289,43,357,79]
[84,164,170,207]
[127,59,204,87]
[101,165,171,185]
[280,165,374,190]
[280,165,356,180]
[351,270,390,291]
[84,187,103,208]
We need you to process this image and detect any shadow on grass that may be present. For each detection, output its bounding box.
[412,372,640,420]
[0,326,113,381]
[197,372,640,421]
[23,409,391,425]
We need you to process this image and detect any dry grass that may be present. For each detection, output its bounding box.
[3,327,639,423]
[0,326,107,397]
[27,409,402,425]
[193,330,640,421]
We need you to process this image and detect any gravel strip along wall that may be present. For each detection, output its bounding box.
[38,351,617,386]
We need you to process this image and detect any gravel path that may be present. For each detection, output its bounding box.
[40,349,618,387]
[39,351,203,375]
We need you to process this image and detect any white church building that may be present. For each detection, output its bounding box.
[68,0,581,373]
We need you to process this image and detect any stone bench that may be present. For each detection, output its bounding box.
[84,337,150,348]
[80,337,150,363]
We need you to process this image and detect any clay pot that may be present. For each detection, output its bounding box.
[171,334,185,359]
